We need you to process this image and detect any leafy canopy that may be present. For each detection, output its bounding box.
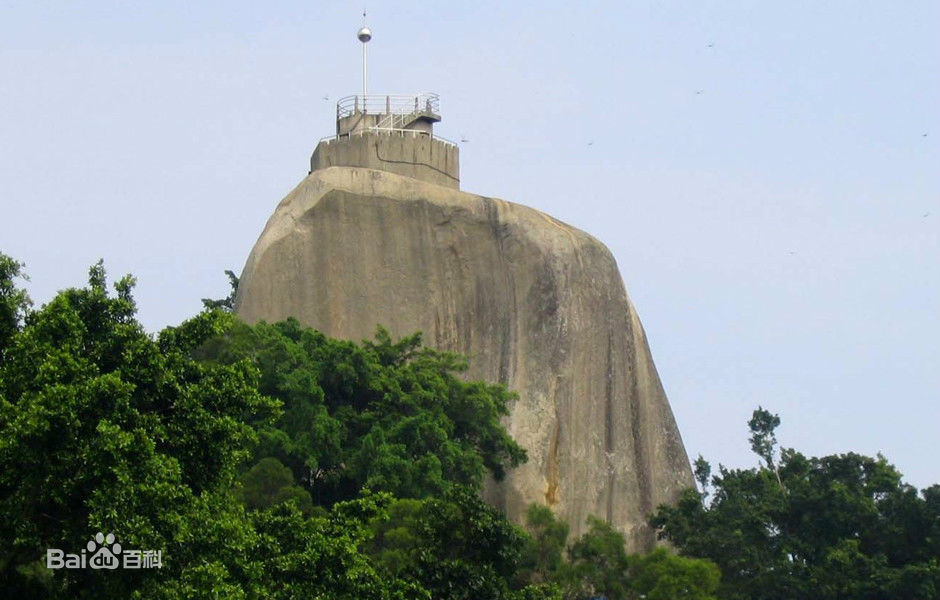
[0,253,31,363]
[510,503,719,600]
[195,319,527,505]
[0,257,424,599]
[651,408,940,600]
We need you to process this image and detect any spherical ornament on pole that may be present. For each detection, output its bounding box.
[357,27,371,98]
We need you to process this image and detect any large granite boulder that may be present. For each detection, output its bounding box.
[234,165,693,550]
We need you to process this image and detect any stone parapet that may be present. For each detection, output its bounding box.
[311,132,459,189]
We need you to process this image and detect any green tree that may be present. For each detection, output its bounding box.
[195,319,527,505]
[200,269,239,312]
[366,497,425,576]
[561,516,631,600]
[0,261,424,599]
[693,454,711,501]
[365,486,553,600]
[0,261,271,596]
[749,405,783,487]
[0,252,31,364]
[517,504,569,586]
[651,408,940,600]
[515,503,719,600]
[627,548,719,600]
[236,457,315,515]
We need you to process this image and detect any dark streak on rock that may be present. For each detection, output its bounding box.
[546,412,561,506]
[605,331,615,524]
[628,331,655,549]
[482,197,515,384]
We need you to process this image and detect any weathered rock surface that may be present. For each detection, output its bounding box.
[234,165,693,550]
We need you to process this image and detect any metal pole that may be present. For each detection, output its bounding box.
[357,21,371,105]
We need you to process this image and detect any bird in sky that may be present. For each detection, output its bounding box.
[695,90,704,95]
[587,140,594,146]
[460,136,469,143]
[707,42,715,48]
[322,95,329,101]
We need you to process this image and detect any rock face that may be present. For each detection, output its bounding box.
[234,165,693,550]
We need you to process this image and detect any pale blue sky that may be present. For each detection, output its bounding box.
[2,2,938,489]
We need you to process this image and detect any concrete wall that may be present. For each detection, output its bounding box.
[310,133,460,189]
[337,113,382,135]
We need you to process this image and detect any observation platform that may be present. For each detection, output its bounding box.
[311,93,460,189]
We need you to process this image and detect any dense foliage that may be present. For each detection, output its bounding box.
[194,317,527,506]
[652,407,940,600]
[512,507,719,600]
[0,253,31,364]
[0,260,419,598]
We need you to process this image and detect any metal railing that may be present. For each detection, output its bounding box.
[318,127,457,148]
[336,93,440,119]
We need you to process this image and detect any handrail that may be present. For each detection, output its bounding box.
[336,93,440,119]
[318,126,457,148]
